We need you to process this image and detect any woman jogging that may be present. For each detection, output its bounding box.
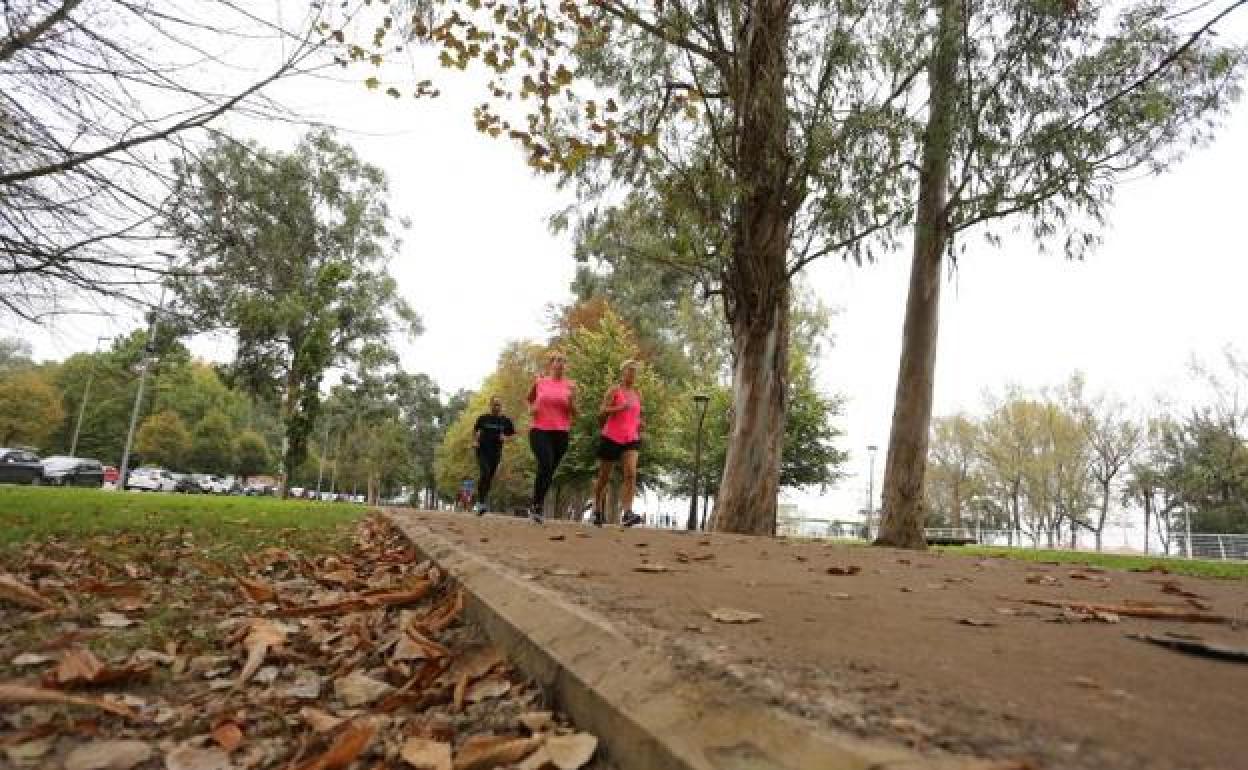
[591,360,643,528]
[527,351,576,524]
[471,396,515,515]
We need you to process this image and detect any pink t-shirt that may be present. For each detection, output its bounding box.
[601,387,642,444]
[530,377,574,431]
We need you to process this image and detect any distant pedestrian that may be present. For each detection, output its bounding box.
[526,350,577,524]
[472,396,516,515]
[591,360,644,528]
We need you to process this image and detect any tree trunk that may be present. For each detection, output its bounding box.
[875,0,962,550]
[1096,481,1111,551]
[712,0,795,537]
[1142,492,1152,555]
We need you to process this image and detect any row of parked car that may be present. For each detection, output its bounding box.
[0,447,249,494]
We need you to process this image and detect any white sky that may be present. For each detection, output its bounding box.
[14,9,1248,522]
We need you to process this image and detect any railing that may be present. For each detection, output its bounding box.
[805,521,1248,562]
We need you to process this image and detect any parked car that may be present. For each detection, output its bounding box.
[171,473,201,494]
[214,475,242,495]
[190,473,216,493]
[244,482,276,496]
[0,448,44,485]
[41,456,104,487]
[125,467,177,492]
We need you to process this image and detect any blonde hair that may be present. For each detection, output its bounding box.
[620,359,641,376]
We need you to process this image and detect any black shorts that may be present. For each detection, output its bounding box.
[597,436,641,462]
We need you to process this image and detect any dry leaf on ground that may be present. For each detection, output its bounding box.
[97,611,136,628]
[464,676,511,704]
[710,608,763,624]
[11,652,54,666]
[400,737,452,770]
[0,683,136,718]
[544,733,598,769]
[517,712,553,733]
[236,576,278,603]
[165,745,232,770]
[63,740,152,770]
[825,566,861,576]
[334,671,394,707]
[300,707,345,733]
[211,721,244,752]
[957,618,998,628]
[0,574,55,610]
[45,646,151,689]
[294,722,377,770]
[452,735,543,770]
[237,618,287,687]
[633,564,671,573]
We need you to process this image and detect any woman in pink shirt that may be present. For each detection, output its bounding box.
[591,359,644,528]
[526,350,577,524]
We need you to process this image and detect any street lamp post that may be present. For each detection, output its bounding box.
[686,394,711,531]
[865,444,878,537]
[69,336,110,457]
[118,251,176,490]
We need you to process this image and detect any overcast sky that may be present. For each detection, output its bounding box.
[17,9,1248,521]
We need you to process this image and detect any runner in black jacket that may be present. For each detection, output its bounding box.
[472,396,516,515]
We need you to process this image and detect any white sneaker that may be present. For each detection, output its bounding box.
[474,502,486,516]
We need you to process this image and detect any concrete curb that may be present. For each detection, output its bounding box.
[386,511,1003,770]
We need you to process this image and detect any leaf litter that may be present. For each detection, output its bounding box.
[0,514,604,769]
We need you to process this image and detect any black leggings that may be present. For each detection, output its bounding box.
[529,429,569,509]
[476,447,501,502]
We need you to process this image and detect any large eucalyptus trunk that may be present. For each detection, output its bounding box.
[876,0,962,550]
[713,0,795,536]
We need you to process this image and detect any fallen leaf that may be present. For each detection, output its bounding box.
[548,534,566,541]
[5,737,54,764]
[709,608,762,624]
[165,745,232,770]
[212,721,244,752]
[65,740,152,770]
[0,683,136,718]
[1129,633,1248,663]
[283,671,323,700]
[544,733,597,769]
[97,612,135,628]
[1071,676,1100,689]
[546,568,584,577]
[300,707,345,733]
[452,735,542,770]
[334,671,394,707]
[393,629,450,662]
[1092,611,1121,624]
[237,618,287,687]
[517,712,553,733]
[957,618,997,628]
[11,652,53,666]
[0,573,55,610]
[400,737,452,770]
[633,564,671,573]
[45,646,151,689]
[237,577,278,603]
[465,676,511,703]
[294,722,377,770]
[825,566,861,576]
[1024,574,1060,586]
[517,748,554,770]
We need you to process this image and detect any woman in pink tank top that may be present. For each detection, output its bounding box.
[525,350,577,524]
[590,359,644,528]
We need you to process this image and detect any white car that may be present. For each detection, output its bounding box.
[125,467,177,492]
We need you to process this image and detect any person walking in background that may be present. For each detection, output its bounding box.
[527,350,576,524]
[591,360,644,528]
[472,396,515,515]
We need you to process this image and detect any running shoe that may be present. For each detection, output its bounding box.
[622,511,642,528]
[529,505,544,525]
[591,510,604,528]
[474,502,486,516]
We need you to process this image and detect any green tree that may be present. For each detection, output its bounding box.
[0,369,65,448]
[135,410,191,469]
[0,338,33,374]
[189,411,236,475]
[925,414,982,531]
[337,0,915,535]
[234,431,273,479]
[878,1,1245,548]
[166,130,421,495]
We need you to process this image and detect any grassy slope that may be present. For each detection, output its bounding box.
[942,544,1248,580]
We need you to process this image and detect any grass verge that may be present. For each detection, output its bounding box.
[941,544,1248,580]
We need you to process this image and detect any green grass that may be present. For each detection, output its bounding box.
[0,485,365,558]
[941,544,1248,580]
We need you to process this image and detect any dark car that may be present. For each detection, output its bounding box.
[0,448,44,485]
[41,456,104,487]
[171,473,201,494]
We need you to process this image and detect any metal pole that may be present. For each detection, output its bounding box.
[686,396,708,530]
[118,300,163,489]
[866,445,878,538]
[69,337,108,457]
